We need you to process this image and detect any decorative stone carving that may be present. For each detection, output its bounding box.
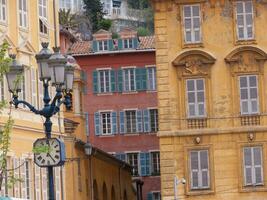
[172,50,216,77]
[225,46,267,74]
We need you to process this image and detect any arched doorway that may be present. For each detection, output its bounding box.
[93,180,98,200]
[111,185,116,200]
[103,182,108,200]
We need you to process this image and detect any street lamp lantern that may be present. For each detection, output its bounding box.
[6,54,24,93]
[48,47,67,86]
[84,142,92,156]
[64,56,75,92]
[35,42,53,81]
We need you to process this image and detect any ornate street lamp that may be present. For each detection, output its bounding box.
[6,43,74,200]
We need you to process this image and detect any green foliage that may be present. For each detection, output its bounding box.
[32,145,51,154]
[127,0,149,9]
[112,32,119,39]
[83,0,104,33]
[98,19,112,31]
[59,9,78,29]
[137,27,151,36]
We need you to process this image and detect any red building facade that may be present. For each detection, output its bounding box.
[70,29,160,200]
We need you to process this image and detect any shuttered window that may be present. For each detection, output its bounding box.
[41,168,48,200]
[151,152,160,175]
[13,158,20,198]
[34,165,42,200]
[183,4,201,43]
[123,38,133,49]
[150,109,158,132]
[123,68,136,92]
[95,111,117,135]
[126,110,137,133]
[243,146,263,186]
[18,0,28,28]
[39,0,48,34]
[0,0,6,22]
[236,1,254,40]
[239,75,259,115]
[31,69,38,108]
[189,150,210,189]
[101,112,112,135]
[186,79,205,118]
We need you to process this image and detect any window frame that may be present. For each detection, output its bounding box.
[123,68,136,92]
[126,152,140,176]
[150,151,160,175]
[186,78,206,118]
[235,1,254,41]
[125,109,137,133]
[238,75,259,115]
[18,0,28,29]
[97,69,111,93]
[97,40,108,51]
[100,111,112,135]
[147,66,157,91]
[123,38,133,49]
[182,4,202,44]
[39,0,48,35]
[0,0,7,23]
[149,109,158,132]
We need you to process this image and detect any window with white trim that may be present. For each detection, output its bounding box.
[25,160,31,199]
[189,150,210,190]
[150,109,158,132]
[147,67,157,91]
[98,70,111,93]
[125,110,137,133]
[151,152,160,175]
[39,0,48,34]
[100,112,112,135]
[102,0,112,15]
[186,79,205,118]
[98,40,108,51]
[123,68,136,92]
[0,0,7,22]
[239,75,259,115]
[152,192,161,200]
[127,153,139,176]
[123,39,133,49]
[236,1,254,40]
[18,0,28,28]
[243,146,263,186]
[183,4,201,43]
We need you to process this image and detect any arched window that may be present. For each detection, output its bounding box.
[93,180,98,200]
[111,185,116,200]
[103,182,108,200]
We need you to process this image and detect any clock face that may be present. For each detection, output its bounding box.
[33,138,65,167]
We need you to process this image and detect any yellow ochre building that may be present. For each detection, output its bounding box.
[152,0,267,199]
[0,1,136,200]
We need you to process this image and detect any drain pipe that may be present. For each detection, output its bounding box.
[53,0,58,47]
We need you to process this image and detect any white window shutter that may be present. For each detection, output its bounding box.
[38,78,44,109]
[253,147,263,185]
[13,157,20,198]
[20,158,27,198]
[190,151,199,189]
[41,168,48,200]
[244,147,253,185]
[35,165,42,200]
[200,150,209,188]
[31,69,37,108]
[54,167,61,200]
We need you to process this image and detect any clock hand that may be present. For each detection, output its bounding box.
[47,153,56,163]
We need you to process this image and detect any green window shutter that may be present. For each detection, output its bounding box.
[93,40,98,52]
[133,38,138,49]
[94,112,101,135]
[81,71,88,94]
[119,111,125,134]
[136,68,147,91]
[93,70,98,93]
[145,153,151,175]
[140,152,147,176]
[111,111,117,134]
[108,39,114,51]
[117,69,123,92]
[136,110,143,132]
[110,70,116,92]
[143,109,151,132]
[118,39,123,50]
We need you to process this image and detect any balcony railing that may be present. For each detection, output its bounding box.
[187,118,208,129]
[240,115,260,126]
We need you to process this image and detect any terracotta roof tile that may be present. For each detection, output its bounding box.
[69,36,155,55]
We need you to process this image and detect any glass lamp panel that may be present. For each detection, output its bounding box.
[65,73,74,90]
[51,65,65,85]
[38,61,51,80]
[6,73,21,92]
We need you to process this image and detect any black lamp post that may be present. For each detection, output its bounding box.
[6,43,75,200]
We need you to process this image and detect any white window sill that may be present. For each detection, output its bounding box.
[96,92,113,96]
[146,90,157,93]
[122,91,138,95]
[98,134,115,137]
[123,133,140,136]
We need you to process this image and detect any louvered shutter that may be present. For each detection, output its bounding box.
[115,153,126,162]
[38,78,44,109]
[118,39,123,50]
[117,69,123,92]
[140,153,147,176]
[21,158,27,199]
[119,111,125,134]
[200,150,209,188]
[190,151,199,189]
[108,39,114,51]
[133,38,138,49]
[31,68,37,108]
[145,153,151,175]
[111,111,117,134]
[143,109,151,132]
[253,147,263,185]
[136,110,143,133]
[55,167,61,200]
[93,70,98,94]
[41,168,48,200]
[35,165,41,200]
[13,157,20,198]
[93,40,98,52]
[136,68,142,91]
[110,70,116,92]
[141,68,147,90]
[94,112,100,135]
[244,147,253,185]
[249,76,258,114]
[147,192,153,200]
